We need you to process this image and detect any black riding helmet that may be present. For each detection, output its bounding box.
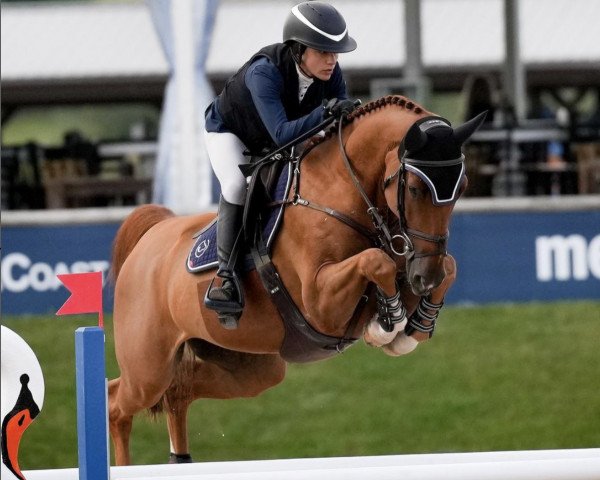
[283,2,357,55]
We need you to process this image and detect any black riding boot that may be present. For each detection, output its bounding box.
[204,196,244,324]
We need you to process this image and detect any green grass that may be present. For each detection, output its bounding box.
[3,301,600,469]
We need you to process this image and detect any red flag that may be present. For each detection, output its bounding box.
[56,272,104,328]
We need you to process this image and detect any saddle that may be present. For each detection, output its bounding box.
[186,158,291,274]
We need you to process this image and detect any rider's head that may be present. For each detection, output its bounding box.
[283,2,356,81]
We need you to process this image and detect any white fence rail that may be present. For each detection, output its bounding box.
[23,449,600,480]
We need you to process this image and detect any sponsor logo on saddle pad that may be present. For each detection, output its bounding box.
[195,239,210,259]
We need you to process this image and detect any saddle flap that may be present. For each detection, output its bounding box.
[186,162,293,273]
[243,157,287,242]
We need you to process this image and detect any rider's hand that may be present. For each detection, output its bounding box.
[324,98,361,119]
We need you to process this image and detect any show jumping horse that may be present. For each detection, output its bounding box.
[108,96,486,465]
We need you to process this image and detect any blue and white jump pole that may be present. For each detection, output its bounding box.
[75,327,109,480]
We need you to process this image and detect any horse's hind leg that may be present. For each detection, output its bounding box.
[164,342,286,462]
[109,364,178,465]
[109,322,183,465]
[108,378,134,466]
[166,399,193,463]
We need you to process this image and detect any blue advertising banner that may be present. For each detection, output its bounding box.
[2,223,118,316]
[447,210,600,304]
[1,208,599,315]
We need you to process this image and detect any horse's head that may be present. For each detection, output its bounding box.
[389,112,487,295]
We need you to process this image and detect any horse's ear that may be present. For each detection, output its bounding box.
[404,121,428,152]
[453,111,487,145]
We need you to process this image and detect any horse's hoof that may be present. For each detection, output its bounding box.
[382,333,419,356]
[169,452,193,464]
[218,314,240,330]
[364,316,405,347]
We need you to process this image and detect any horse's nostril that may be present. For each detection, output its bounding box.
[411,275,428,295]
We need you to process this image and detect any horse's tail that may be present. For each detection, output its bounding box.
[110,204,174,282]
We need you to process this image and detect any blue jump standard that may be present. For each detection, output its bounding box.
[75,327,109,480]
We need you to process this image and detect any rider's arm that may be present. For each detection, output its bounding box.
[245,58,325,147]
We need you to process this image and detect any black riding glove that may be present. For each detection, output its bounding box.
[324,98,361,119]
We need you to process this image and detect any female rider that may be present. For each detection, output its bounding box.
[204,1,359,318]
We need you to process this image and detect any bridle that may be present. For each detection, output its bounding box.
[275,113,471,339]
[384,117,466,259]
[286,118,464,261]
[338,119,464,260]
[383,166,449,259]
[383,153,465,260]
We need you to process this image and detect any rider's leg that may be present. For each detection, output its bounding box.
[205,130,249,205]
[209,195,244,305]
[204,130,249,312]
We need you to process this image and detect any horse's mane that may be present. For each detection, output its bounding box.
[308,95,426,150]
[348,94,425,121]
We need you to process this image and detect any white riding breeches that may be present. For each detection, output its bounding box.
[204,130,251,205]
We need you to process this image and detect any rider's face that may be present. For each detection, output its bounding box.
[300,48,339,81]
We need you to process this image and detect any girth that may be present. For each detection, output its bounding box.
[250,229,370,364]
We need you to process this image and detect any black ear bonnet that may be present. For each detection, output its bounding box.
[398,111,487,205]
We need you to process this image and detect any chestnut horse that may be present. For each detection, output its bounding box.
[108,96,485,465]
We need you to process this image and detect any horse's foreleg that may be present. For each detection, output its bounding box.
[306,247,399,336]
[383,255,457,356]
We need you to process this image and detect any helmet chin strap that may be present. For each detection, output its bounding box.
[294,49,315,80]
[290,42,308,67]
[297,61,313,79]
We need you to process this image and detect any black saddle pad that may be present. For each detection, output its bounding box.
[186,162,292,273]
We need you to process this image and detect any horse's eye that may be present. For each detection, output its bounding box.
[408,186,419,198]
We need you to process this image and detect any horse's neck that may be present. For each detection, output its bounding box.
[342,108,418,192]
[302,107,425,206]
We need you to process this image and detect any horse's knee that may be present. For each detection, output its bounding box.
[108,378,122,418]
[359,248,396,274]
[108,383,132,431]
[429,255,457,303]
[443,255,457,284]
[358,249,397,293]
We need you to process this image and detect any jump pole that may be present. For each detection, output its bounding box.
[75,327,110,480]
[56,272,109,480]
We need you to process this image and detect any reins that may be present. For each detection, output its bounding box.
[279,120,399,252]
[334,120,411,257]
